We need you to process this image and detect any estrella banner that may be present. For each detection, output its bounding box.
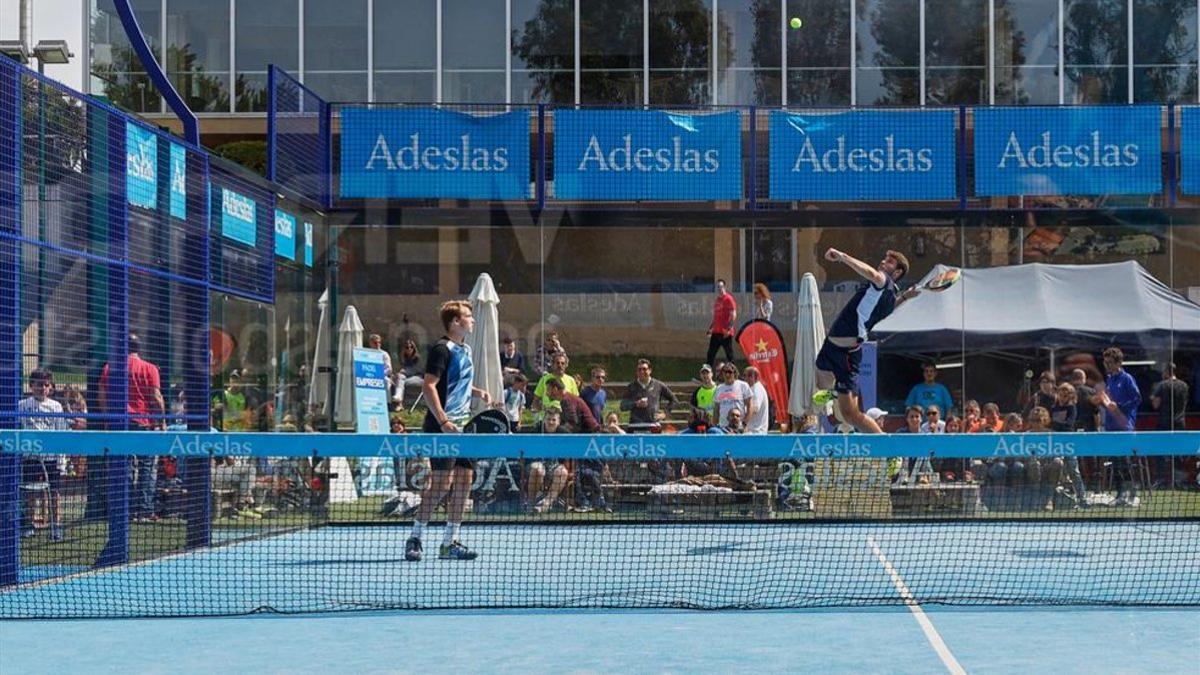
[736,319,790,427]
[553,110,743,200]
[353,348,391,434]
[1182,107,1200,195]
[125,122,158,209]
[339,108,530,199]
[769,110,957,201]
[973,106,1162,196]
[274,209,296,260]
[303,221,314,267]
[219,187,257,247]
[169,143,187,219]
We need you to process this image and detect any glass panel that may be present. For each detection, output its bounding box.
[374,72,437,103]
[1132,0,1198,103]
[996,66,1060,105]
[1064,0,1128,103]
[925,0,987,104]
[786,0,851,105]
[166,0,232,113]
[512,0,576,103]
[444,0,506,102]
[580,0,645,104]
[716,0,781,105]
[235,0,299,112]
[305,0,368,101]
[91,0,162,113]
[856,0,920,105]
[374,0,437,102]
[1133,66,1198,103]
[649,0,713,105]
[1064,65,1129,103]
[995,0,1060,104]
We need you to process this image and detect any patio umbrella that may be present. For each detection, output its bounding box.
[789,273,827,419]
[466,273,504,413]
[334,304,364,427]
[308,289,330,415]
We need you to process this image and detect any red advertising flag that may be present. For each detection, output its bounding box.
[735,319,790,426]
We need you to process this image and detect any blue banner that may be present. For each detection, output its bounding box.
[553,110,742,200]
[353,348,391,434]
[339,108,530,199]
[974,106,1162,196]
[168,143,186,219]
[125,122,157,209]
[274,209,296,260]
[1182,107,1200,195]
[219,187,257,247]
[303,221,314,267]
[769,110,957,201]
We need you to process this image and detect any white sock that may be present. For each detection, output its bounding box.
[410,520,425,540]
[443,522,460,546]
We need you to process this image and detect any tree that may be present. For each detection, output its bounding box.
[1063,0,1127,102]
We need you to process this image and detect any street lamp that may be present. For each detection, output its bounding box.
[32,40,73,66]
[0,40,31,64]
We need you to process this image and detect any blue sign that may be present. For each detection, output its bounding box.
[769,110,957,201]
[353,348,391,434]
[1182,107,1200,195]
[125,122,158,209]
[303,221,314,267]
[339,108,530,199]
[274,209,296,260]
[554,110,743,200]
[169,143,187,219]
[219,187,257,247]
[974,106,1162,196]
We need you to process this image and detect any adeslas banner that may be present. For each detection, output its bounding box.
[339,108,530,200]
[973,106,1161,196]
[553,110,743,200]
[769,110,957,201]
[1181,107,1200,195]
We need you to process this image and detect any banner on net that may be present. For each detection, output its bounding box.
[1181,107,1200,196]
[274,209,296,261]
[339,108,531,199]
[553,110,743,200]
[973,106,1162,196]
[125,122,158,210]
[769,110,957,201]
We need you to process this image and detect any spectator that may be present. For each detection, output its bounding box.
[897,405,923,433]
[905,362,954,415]
[98,334,166,521]
[1002,412,1024,433]
[706,279,737,367]
[1071,369,1100,432]
[18,369,67,541]
[620,359,679,430]
[545,377,600,433]
[213,456,260,518]
[574,453,612,513]
[527,409,570,513]
[1151,362,1189,431]
[1023,371,1057,419]
[367,333,392,377]
[580,366,608,423]
[1026,406,1051,432]
[690,364,717,417]
[962,399,983,432]
[503,373,528,432]
[396,339,424,408]
[743,366,770,434]
[500,336,526,377]
[212,371,249,431]
[533,331,565,377]
[753,283,773,321]
[62,385,88,430]
[533,352,579,413]
[1096,347,1142,507]
[723,408,746,434]
[796,413,821,433]
[603,411,626,434]
[679,408,725,435]
[713,363,753,428]
[972,402,1004,433]
[944,414,962,433]
[1050,384,1078,432]
[920,405,946,433]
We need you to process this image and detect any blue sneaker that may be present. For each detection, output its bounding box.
[439,540,479,560]
[404,536,423,562]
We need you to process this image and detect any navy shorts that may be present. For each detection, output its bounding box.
[422,416,474,470]
[815,341,862,395]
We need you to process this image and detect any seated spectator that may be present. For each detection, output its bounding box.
[533,331,566,377]
[897,406,923,433]
[620,358,679,430]
[973,402,1004,433]
[396,339,424,408]
[545,376,599,433]
[713,363,752,428]
[500,336,526,377]
[213,456,260,518]
[944,414,963,433]
[920,405,946,433]
[962,399,983,432]
[1003,412,1024,433]
[1050,383,1078,432]
[503,373,528,432]
[527,409,570,513]
[722,408,746,434]
[603,411,626,434]
[906,363,954,415]
[679,408,725,435]
[580,366,608,423]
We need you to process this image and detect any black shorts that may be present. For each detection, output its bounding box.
[21,458,61,490]
[422,416,473,470]
[815,340,861,395]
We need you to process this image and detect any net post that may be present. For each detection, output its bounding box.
[183,451,212,550]
[96,448,130,568]
[0,441,18,587]
[0,58,21,587]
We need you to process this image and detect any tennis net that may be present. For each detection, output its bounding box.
[1,430,1198,617]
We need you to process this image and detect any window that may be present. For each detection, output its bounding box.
[1132,0,1198,103]
[1064,0,1128,103]
[786,0,851,105]
[995,0,1060,104]
[512,0,576,103]
[716,0,781,105]
[235,0,298,112]
[580,0,645,104]
[305,0,368,101]
[166,0,231,112]
[856,0,920,105]
[649,0,713,105]
[90,0,161,113]
[443,0,506,102]
[374,0,437,102]
[925,0,987,104]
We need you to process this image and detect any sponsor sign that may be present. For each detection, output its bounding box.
[303,221,314,267]
[736,319,791,426]
[353,348,391,434]
[769,110,957,201]
[274,209,297,261]
[339,108,530,199]
[1181,107,1200,195]
[126,122,158,209]
[169,143,187,219]
[553,110,743,200]
[219,187,257,246]
[973,106,1162,196]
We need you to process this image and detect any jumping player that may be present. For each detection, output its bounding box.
[405,300,491,562]
[813,248,911,433]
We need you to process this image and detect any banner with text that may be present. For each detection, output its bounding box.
[339,108,530,200]
[1182,107,1200,195]
[354,348,391,434]
[554,110,743,200]
[973,106,1162,196]
[769,110,957,201]
[736,319,791,427]
[125,122,158,209]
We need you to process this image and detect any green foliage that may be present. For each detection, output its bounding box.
[215,140,268,176]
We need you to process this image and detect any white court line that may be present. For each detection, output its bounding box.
[867,535,966,675]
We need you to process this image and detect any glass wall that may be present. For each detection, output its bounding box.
[925,0,988,104]
[90,0,162,113]
[856,0,920,105]
[1132,0,1199,103]
[786,0,852,105]
[580,0,645,103]
[649,0,713,105]
[165,0,231,113]
[304,0,369,101]
[235,0,299,112]
[512,0,576,103]
[995,0,1060,104]
[1064,0,1129,103]
[374,0,438,103]
[716,0,781,105]
[444,0,508,103]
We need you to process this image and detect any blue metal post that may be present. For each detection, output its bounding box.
[1167,104,1177,208]
[748,106,757,210]
[958,106,968,211]
[322,99,333,209]
[0,58,22,586]
[536,104,546,210]
[267,66,277,182]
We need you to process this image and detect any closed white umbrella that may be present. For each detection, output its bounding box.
[334,305,364,427]
[466,273,504,413]
[308,289,330,416]
[789,273,827,419]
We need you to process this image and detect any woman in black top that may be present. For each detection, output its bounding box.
[1050,383,1078,432]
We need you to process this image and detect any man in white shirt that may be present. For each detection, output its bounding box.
[919,405,947,433]
[744,366,770,434]
[713,363,754,427]
[18,369,68,541]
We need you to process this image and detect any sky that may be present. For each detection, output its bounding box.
[0,0,86,89]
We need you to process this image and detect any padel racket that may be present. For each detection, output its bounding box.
[462,408,511,434]
[923,266,962,292]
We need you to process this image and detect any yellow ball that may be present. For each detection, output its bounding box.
[789,17,802,29]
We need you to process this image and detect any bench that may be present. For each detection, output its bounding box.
[890,483,982,515]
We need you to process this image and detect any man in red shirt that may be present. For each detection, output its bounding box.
[99,334,166,520]
[706,279,738,367]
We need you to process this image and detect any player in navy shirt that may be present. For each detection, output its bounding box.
[813,248,911,433]
[406,300,491,562]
